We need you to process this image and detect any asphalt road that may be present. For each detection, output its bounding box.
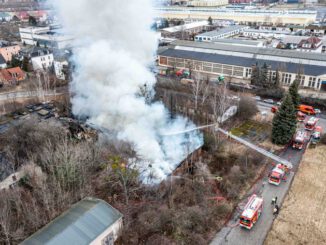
[210,101,320,245]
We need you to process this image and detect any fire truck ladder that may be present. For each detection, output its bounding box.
[215,127,293,169]
[165,123,294,169]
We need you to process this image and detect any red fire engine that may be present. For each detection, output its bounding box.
[239,194,263,229]
[292,130,306,150]
[305,117,319,131]
[297,111,306,122]
[268,164,287,186]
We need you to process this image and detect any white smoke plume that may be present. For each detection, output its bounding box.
[54,0,203,183]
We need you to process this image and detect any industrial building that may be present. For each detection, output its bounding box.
[155,8,317,26]
[161,20,211,39]
[19,26,74,49]
[22,198,123,245]
[195,25,249,41]
[157,40,326,91]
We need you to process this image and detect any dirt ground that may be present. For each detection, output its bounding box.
[265,145,326,245]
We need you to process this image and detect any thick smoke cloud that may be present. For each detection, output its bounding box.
[54,0,202,183]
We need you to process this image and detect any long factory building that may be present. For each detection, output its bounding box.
[158,40,326,91]
[155,8,317,26]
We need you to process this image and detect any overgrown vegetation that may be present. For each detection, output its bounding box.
[236,96,258,121]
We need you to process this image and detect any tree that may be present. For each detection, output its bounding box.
[22,56,29,72]
[260,62,269,87]
[208,16,213,25]
[251,63,260,86]
[28,16,37,26]
[272,93,297,145]
[289,77,300,109]
[274,68,281,88]
[11,56,22,68]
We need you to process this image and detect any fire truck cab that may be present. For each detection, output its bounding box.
[292,130,306,150]
[305,117,319,131]
[312,126,323,145]
[269,164,286,186]
[239,194,263,230]
[297,111,306,122]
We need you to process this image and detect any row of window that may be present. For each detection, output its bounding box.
[159,56,322,89]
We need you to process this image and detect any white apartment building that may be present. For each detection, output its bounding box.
[29,48,54,71]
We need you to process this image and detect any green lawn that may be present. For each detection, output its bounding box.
[230,120,270,142]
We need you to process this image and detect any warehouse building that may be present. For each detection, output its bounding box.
[195,25,249,41]
[155,8,317,26]
[22,198,123,245]
[161,21,211,40]
[158,40,326,91]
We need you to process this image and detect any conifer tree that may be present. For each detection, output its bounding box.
[272,93,297,145]
[289,77,300,109]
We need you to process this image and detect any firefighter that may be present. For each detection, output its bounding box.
[271,196,277,205]
[273,204,279,216]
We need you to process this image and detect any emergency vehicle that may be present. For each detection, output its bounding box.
[297,111,306,122]
[268,164,287,185]
[298,105,316,115]
[239,194,263,230]
[292,130,306,150]
[312,126,323,145]
[305,117,319,131]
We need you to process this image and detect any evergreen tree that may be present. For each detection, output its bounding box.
[208,16,213,25]
[272,93,297,145]
[251,63,260,85]
[260,62,269,87]
[22,56,29,72]
[11,56,21,68]
[289,78,300,109]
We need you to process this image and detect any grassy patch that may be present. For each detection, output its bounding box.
[230,120,270,142]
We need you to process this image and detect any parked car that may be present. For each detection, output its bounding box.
[255,96,261,101]
[264,99,274,104]
[276,101,282,106]
[314,108,321,114]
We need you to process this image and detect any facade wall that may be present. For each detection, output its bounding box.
[158,55,325,91]
[31,53,54,71]
[90,218,123,245]
[0,45,20,62]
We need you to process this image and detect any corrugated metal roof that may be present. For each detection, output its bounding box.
[170,40,326,62]
[196,25,248,37]
[159,48,326,76]
[21,198,123,245]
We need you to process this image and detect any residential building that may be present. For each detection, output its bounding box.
[0,67,25,86]
[297,36,323,53]
[20,46,54,71]
[22,197,123,245]
[157,40,326,91]
[0,43,20,62]
[195,25,249,42]
[0,54,7,69]
[54,59,68,80]
[155,7,317,26]
[161,21,211,39]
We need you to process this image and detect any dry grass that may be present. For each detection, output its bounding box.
[265,145,326,245]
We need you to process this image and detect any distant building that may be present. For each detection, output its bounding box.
[19,26,74,49]
[161,21,211,40]
[195,25,249,42]
[242,28,292,39]
[158,40,326,91]
[297,36,323,53]
[20,46,54,71]
[0,54,7,69]
[156,7,317,26]
[54,59,68,80]
[22,197,123,245]
[0,67,26,86]
[187,0,228,6]
[0,42,20,62]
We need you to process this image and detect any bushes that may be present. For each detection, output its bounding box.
[237,96,258,120]
[321,134,326,145]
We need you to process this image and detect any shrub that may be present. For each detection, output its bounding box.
[237,96,258,120]
[321,134,326,145]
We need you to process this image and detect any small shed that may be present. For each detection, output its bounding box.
[21,197,123,245]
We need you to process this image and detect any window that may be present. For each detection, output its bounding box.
[159,56,167,65]
[283,73,291,84]
[317,78,321,89]
[245,68,252,78]
[308,77,316,87]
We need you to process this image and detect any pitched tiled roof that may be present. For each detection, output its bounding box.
[0,67,25,84]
